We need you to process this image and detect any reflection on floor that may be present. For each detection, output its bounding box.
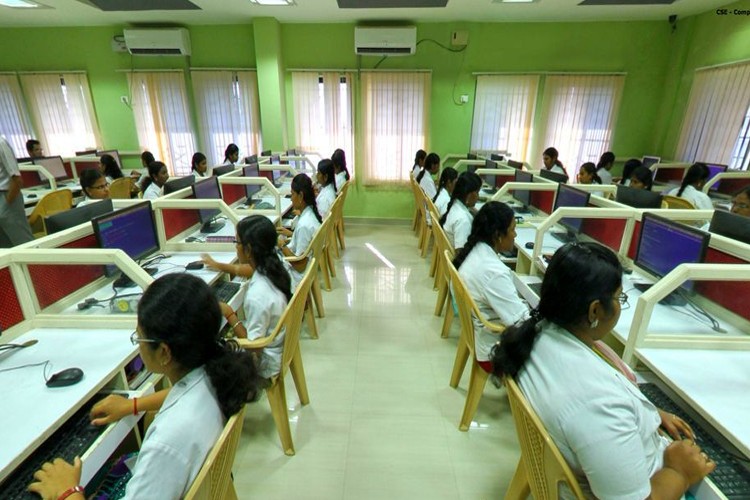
[234,222,519,499]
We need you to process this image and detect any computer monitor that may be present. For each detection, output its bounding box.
[92,201,159,272]
[514,170,533,208]
[75,149,97,156]
[616,185,663,209]
[490,153,505,161]
[212,164,235,177]
[244,154,258,165]
[539,168,568,184]
[243,163,261,200]
[467,152,478,160]
[709,209,750,245]
[191,177,225,233]
[261,149,272,156]
[642,156,661,170]
[467,164,478,174]
[507,159,523,170]
[286,148,297,156]
[635,212,710,293]
[163,176,196,195]
[33,156,68,182]
[553,184,591,238]
[482,159,499,188]
[45,199,114,234]
[96,150,122,170]
[704,163,728,192]
[270,154,281,165]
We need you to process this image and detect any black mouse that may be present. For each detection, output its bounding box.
[185,236,199,242]
[28,194,37,198]
[46,367,84,388]
[186,261,204,270]
[524,242,535,249]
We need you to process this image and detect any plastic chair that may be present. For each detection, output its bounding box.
[109,177,133,199]
[27,189,73,238]
[236,258,315,456]
[432,212,456,339]
[504,378,585,500]
[444,250,505,431]
[662,195,696,209]
[184,407,246,500]
[329,180,349,257]
[419,191,437,258]
[410,174,423,235]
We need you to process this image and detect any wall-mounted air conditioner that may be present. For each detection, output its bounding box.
[354,27,417,56]
[123,28,191,56]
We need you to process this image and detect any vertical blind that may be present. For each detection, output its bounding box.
[0,74,34,157]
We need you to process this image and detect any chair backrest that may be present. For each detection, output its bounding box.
[330,186,346,225]
[505,378,586,500]
[443,250,488,357]
[278,257,316,376]
[300,215,330,262]
[184,406,246,500]
[661,195,696,209]
[28,189,73,225]
[109,177,132,199]
[410,175,424,214]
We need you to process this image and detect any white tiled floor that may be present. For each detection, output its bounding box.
[234,222,520,499]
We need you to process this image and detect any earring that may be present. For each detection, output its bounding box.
[590,319,599,329]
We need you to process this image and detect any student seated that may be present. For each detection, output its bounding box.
[27,273,262,500]
[440,171,481,252]
[629,165,654,190]
[278,174,322,280]
[542,147,567,177]
[667,162,713,209]
[411,149,426,178]
[577,162,603,197]
[223,143,239,166]
[316,158,337,218]
[26,139,43,158]
[416,152,440,201]
[191,152,209,179]
[77,168,110,207]
[132,151,155,185]
[454,202,529,373]
[140,161,169,200]
[595,151,615,185]
[433,167,458,217]
[99,154,124,184]
[491,242,712,499]
[618,158,643,185]
[332,148,350,188]
[732,186,750,217]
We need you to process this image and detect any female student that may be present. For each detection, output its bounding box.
[490,242,712,499]
[411,149,426,178]
[542,147,566,176]
[131,151,156,190]
[454,202,529,372]
[668,162,713,210]
[77,168,110,207]
[223,143,240,166]
[440,171,482,251]
[28,273,261,500]
[278,174,322,279]
[433,167,458,217]
[416,152,440,200]
[219,215,292,378]
[618,158,643,185]
[191,152,209,178]
[99,154,124,183]
[732,186,750,217]
[577,162,604,198]
[141,161,169,200]
[316,159,337,218]
[629,165,654,190]
[595,151,615,185]
[332,148,350,188]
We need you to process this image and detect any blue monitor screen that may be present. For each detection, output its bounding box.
[93,201,159,264]
[705,163,728,191]
[243,163,261,199]
[553,184,590,233]
[635,213,710,292]
[514,170,533,207]
[191,177,222,224]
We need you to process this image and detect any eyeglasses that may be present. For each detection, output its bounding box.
[89,182,110,191]
[616,292,630,310]
[130,330,161,346]
[731,200,750,210]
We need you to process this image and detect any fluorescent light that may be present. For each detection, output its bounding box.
[249,0,294,5]
[0,0,40,7]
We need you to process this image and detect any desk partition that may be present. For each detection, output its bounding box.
[650,161,690,185]
[703,170,750,196]
[19,164,57,190]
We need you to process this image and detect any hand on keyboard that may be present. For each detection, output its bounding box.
[664,439,716,488]
[658,409,694,441]
[27,456,83,500]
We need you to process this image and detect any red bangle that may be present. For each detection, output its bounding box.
[58,485,84,500]
[133,397,138,416]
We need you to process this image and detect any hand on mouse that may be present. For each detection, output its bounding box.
[90,394,131,426]
[200,253,220,271]
[28,457,82,500]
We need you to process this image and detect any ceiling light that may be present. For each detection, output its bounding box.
[249,0,294,5]
[0,0,41,7]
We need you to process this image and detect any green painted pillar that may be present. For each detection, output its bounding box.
[253,17,288,151]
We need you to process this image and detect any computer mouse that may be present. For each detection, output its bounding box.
[28,194,37,198]
[186,261,204,271]
[524,242,535,249]
[185,236,199,242]
[46,367,84,388]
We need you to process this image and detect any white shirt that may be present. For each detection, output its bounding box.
[458,242,529,361]
[242,271,288,378]
[0,136,20,191]
[317,183,336,218]
[142,182,162,200]
[518,321,669,500]
[550,165,567,176]
[668,184,714,210]
[335,171,347,189]
[411,164,420,178]
[77,197,98,207]
[288,206,321,256]
[598,168,613,185]
[418,171,437,200]
[443,200,473,250]
[434,189,450,217]
[124,367,224,499]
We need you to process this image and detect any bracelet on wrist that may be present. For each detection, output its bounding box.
[57,485,84,500]
[132,397,138,416]
[230,320,242,330]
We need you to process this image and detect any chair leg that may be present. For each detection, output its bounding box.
[450,334,470,388]
[336,221,346,250]
[459,360,490,431]
[434,277,448,316]
[266,380,295,456]
[311,281,325,318]
[504,459,531,500]
[419,225,431,257]
[440,294,454,339]
[319,253,332,291]
[304,299,318,339]
[326,243,336,278]
[290,349,310,405]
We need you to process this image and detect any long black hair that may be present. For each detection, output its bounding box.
[291,173,322,223]
[439,172,482,226]
[237,216,292,301]
[80,168,106,198]
[453,201,515,269]
[224,143,239,164]
[677,162,709,197]
[191,152,207,173]
[416,152,440,183]
[140,161,167,192]
[619,159,643,185]
[413,149,427,168]
[596,152,615,172]
[100,154,123,179]
[433,167,458,203]
[138,274,263,418]
[579,162,602,185]
[630,166,654,190]
[543,147,564,170]
[140,151,155,168]
[490,242,622,378]
[332,149,350,181]
[318,158,337,193]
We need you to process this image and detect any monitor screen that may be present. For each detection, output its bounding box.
[92,201,159,265]
[539,168,568,184]
[286,148,297,156]
[163,176,196,195]
[191,177,222,224]
[467,153,478,160]
[553,184,591,234]
[97,150,122,171]
[270,154,281,165]
[709,209,750,245]
[243,163,261,199]
[635,213,710,292]
[46,199,114,234]
[467,164,478,174]
[616,185,663,209]
[261,149,272,156]
[514,170,533,207]
[75,149,97,156]
[704,163,728,192]
[33,156,67,181]
[482,159,498,187]
[490,153,505,161]
[244,154,258,165]
[507,159,523,170]
[212,164,235,177]
[642,156,660,170]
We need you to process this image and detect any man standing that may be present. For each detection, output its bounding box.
[0,135,34,247]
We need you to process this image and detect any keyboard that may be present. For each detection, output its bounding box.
[0,402,105,499]
[254,201,274,210]
[211,281,242,303]
[205,235,235,243]
[639,383,750,499]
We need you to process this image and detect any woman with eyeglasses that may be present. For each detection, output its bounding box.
[27,273,262,500]
[491,242,713,499]
[731,186,750,217]
[77,168,110,207]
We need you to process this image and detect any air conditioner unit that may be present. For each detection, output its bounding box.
[123,28,191,56]
[354,27,416,56]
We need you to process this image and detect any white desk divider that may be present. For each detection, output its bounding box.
[703,170,750,193]
[19,164,57,190]
[451,159,486,172]
[259,162,299,177]
[65,155,100,182]
[649,161,691,175]
[489,181,556,203]
[150,198,241,247]
[474,167,517,178]
[281,155,316,172]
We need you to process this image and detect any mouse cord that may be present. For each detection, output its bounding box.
[679,291,724,333]
[0,360,51,380]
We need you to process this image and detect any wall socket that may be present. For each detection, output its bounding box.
[451,30,469,47]
[460,94,469,104]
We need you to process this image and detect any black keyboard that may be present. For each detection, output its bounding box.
[212,281,242,303]
[639,383,750,499]
[0,402,105,499]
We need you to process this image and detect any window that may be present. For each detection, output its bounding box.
[0,74,34,158]
[18,73,100,157]
[127,71,197,176]
[291,71,354,167]
[470,75,539,161]
[191,70,262,166]
[360,71,430,184]
[676,63,750,169]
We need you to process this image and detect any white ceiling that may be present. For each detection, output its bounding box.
[0,0,736,27]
